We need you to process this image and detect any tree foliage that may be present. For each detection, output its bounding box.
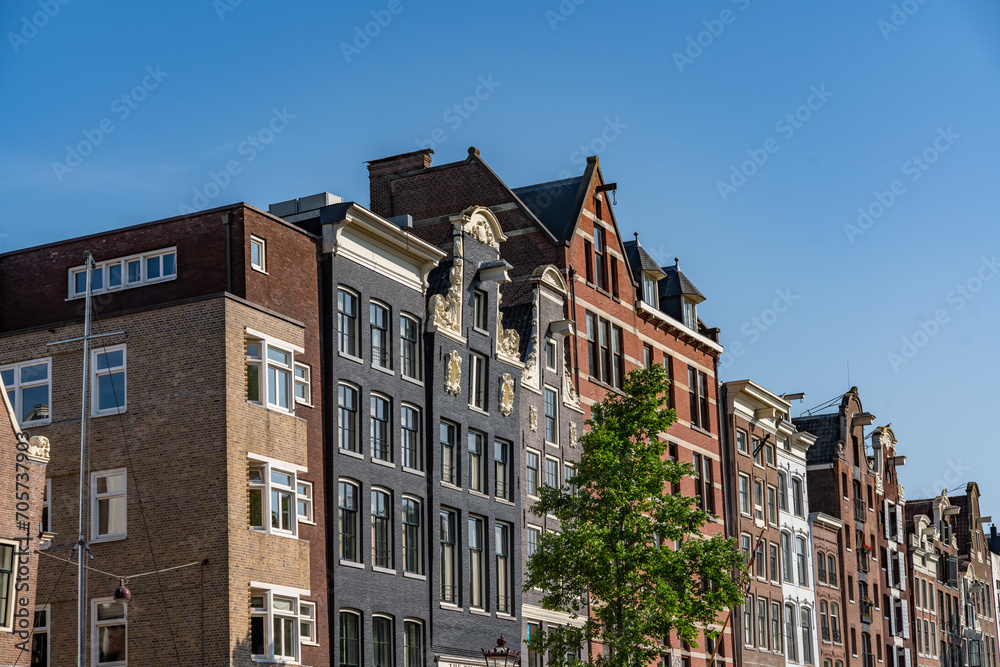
[525,364,747,667]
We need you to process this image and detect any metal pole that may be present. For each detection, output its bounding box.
[78,251,93,667]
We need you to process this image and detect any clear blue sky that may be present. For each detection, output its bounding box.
[2,1,998,514]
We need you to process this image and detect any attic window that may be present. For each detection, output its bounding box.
[682,298,697,330]
[642,273,658,309]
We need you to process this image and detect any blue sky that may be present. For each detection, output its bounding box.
[2,1,998,513]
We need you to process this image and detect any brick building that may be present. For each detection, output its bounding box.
[813,512,848,667]
[367,146,729,665]
[0,375,49,665]
[0,204,329,666]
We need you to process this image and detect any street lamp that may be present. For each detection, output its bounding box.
[483,635,520,667]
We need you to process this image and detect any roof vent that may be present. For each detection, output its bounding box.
[269,193,344,222]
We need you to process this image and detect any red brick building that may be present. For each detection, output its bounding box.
[367,147,729,665]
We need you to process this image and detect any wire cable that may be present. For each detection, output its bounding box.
[12,545,73,666]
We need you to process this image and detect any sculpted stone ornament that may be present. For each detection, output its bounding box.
[562,360,581,409]
[429,255,463,337]
[529,406,538,431]
[26,435,50,462]
[521,342,539,388]
[569,422,578,448]
[445,350,462,397]
[499,373,515,416]
[463,218,498,249]
[496,315,521,361]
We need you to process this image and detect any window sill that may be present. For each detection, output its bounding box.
[468,490,489,499]
[91,534,126,544]
[472,326,490,336]
[402,467,425,477]
[439,602,462,611]
[339,449,363,460]
[689,424,712,437]
[440,481,462,492]
[251,266,268,275]
[92,409,127,418]
[372,566,396,575]
[495,498,515,507]
[468,405,489,417]
[470,608,491,617]
[545,440,559,449]
[401,375,424,387]
[339,352,363,365]
[403,572,427,581]
[298,520,316,526]
[294,400,313,408]
[371,458,394,469]
[340,560,364,569]
[373,365,394,377]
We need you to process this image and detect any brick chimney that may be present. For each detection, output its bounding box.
[367,149,433,217]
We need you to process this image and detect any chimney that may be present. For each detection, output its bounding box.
[367,149,433,217]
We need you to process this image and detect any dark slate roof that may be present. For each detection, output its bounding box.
[427,261,452,298]
[793,414,842,465]
[659,264,706,303]
[512,177,584,243]
[622,240,666,281]
[499,302,534,356]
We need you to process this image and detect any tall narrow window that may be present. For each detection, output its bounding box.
[758,598,769,650]
[586,313,598,377]
[801,608,814,664]
[831,603,841,643]
[371,394,391,462]
[599,319,611,383]
[469,353,486,410]
[495,522,511,613]
[401,405,421,471]
[0,544,11,630]
[373,616,394,667]
[469,516,484,609]
[370,302,391,369]
[294,363,311,405]
[772,601,783,654]
[817,551,827,583]
[768,486,778,524]
[682,299,697,329]
[440,421,457,485]
[91,470,126,541]
[593,226,607,290]
[781,533,792,582]
[92,599,126,666]
[544,387,558,443]
[796,536,808,586]
[526,451,539,496]
[688,367,699,428]
[266,345,292,411]
[494,440,510,500]
[338,384,359,453]
[792,478,804,516]
[92,346,126,416]
[738,474,750,515]
[564,464,576,495]
[527,623,543,667]
[371,489,392,569]
[546,458,559,490]
[339,612,360,667]
[610,256,620,297]
[778,473,788,510]
[338,288,359,357]
[785,604,798,662]
[338,481,359,562]
[770,543,780,582]
[744,597,754,647]
[269,469,295,534]
[643,273,658,308]
[32,605,49,666]
[250,236,266,272]
[473,290,487,331]
[404,620,424,667]
[400,315,421,380]
[584,240,594,283]
[402,497,422,575]
[468,431,485,493]
[439,509,457,603]
[527,526,540,558]
[753,478,764,521]
[643,343,654,369]
[246,342,262,403]
[611,326,624,388]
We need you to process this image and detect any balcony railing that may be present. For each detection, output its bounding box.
[832,628,842,643]
[854,498,867,523]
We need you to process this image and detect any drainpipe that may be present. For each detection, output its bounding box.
[715,358,741,666]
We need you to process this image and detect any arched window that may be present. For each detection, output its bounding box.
[796,536,808,586]
[831,602,842,643]
[785,604,798,662]
[819,600,830,641]
[373,615,395,667]
[371,488,392,568]
[828,554,838,586]
[817,550,827,583]
[801,607,814,664]
[781,532,793,582]
[401,496,423,575]
[338,479,360,562]
[778,473,788,510]
[339,610,361,667]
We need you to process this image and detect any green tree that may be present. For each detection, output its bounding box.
[525,364,747,667]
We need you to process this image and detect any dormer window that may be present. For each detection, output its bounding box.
[642,273,659,309]
[682,298,697,329]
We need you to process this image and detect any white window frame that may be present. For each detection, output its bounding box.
[403,618,425,667]
[299,601,317,646]
[370,300,392,371]
[401,403,422,472]
[245,329,302,415]
[33,603,50,666]
[91,345,126,417]
[91,469,127,543]
[473,289,488,332]
[250,235,266,273]
[337,287,361,359]
[0,357,52,427]
[294,363,311,406]
[400,313,422,381]
[545,456,560,490]
[738,473,751,516]
[297,480,314,524]
[526,524,541,558]
[544,339,557,371]
[0,540,16,631]
[91,597,126,667]
[69,246,177,298]
[41,478,52,549]
[469,352,487,411]
[338,479,361,563]
[250,585,309,663]
[338,383,360,454]
[543,386,559,445]
[401,494,423,575]
[642,272,659,309]
[247,455,305,539]
[526,449,540,498]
